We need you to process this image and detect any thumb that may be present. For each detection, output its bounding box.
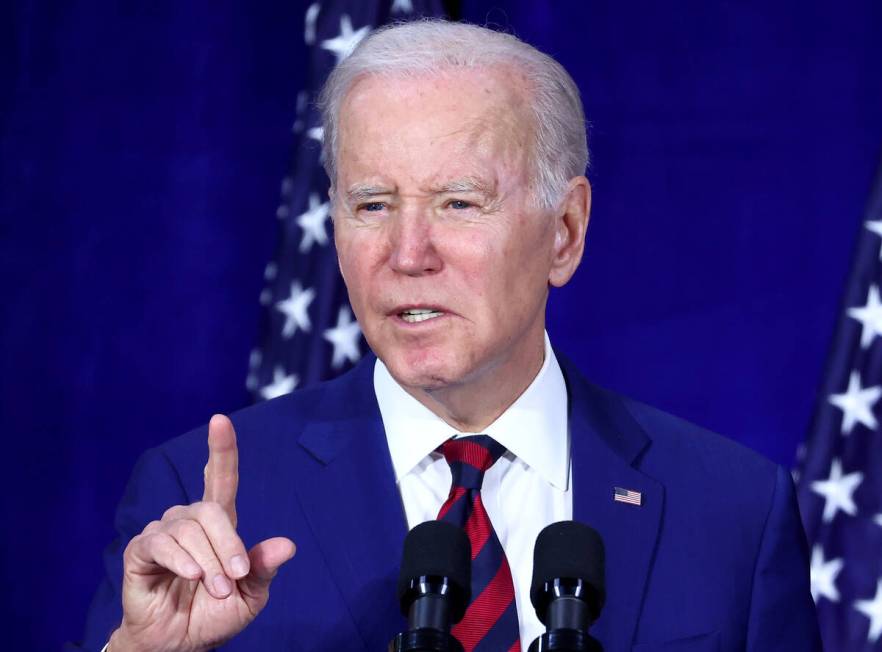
[237,537,296,612]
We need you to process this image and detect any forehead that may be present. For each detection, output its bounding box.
[336,66,535,186]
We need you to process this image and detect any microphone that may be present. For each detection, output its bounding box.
[528,521,606,652]
[389,520,471,652]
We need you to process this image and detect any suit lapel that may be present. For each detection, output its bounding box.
[292,356,408,651]
[560,356,664,652]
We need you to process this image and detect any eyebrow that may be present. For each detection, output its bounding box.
[344,177,496,203]
[344,184,395,204]
[431,177,495,196]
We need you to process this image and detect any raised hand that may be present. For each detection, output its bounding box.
[109,415,296,651]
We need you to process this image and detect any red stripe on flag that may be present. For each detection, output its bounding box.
[464,494,492,560]
[437,486,467,520]
[442,439,495,471]
[509,640,521,652]
[452,557,516,651]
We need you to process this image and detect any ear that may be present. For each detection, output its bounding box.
[548,176,591,287]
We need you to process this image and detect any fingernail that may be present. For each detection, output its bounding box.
[230,554,249,578]
[213,574,232,596]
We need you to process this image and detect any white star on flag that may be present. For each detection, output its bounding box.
[297,193,330,252]
[847,284,882,348]
[856,578,882,643]
[391,0,414,12]
[307,126,324,143]
[260,366,299,400]
[321,15,370,64]
[811,458,863,523]
[275,281,316,338]
[828,370,882,435]
[866,219,882,260]
[875,514,882,527]
[810,545,843,603]
[323,306,362,369]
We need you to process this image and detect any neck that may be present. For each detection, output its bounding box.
[403,335,546,433]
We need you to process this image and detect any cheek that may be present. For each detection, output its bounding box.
[337,226,382,277]
[441,236,495,299]
[502,224,555,303]
[440,221,550,305]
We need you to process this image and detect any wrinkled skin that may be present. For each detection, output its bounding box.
[333,66,590,431]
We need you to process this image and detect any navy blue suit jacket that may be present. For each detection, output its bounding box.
[76,354,821,651]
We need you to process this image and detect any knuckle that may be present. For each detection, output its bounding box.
[142,519,162,534]
[161,504,186,521]
[171,518,202,543]
[148,531,173,552]
[127,532,162,562]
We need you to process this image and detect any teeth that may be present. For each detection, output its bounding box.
[400,309,443,323]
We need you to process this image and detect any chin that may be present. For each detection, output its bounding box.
[381,349,465,392]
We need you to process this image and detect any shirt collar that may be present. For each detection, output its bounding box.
[374,332,570,490]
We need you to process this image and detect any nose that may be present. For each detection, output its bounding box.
[389,211,442,276]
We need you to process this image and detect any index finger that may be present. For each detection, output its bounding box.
[203,413,239,527]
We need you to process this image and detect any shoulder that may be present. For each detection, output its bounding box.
[618,392,786,527]
[154,355,378,498]
[558,351,781,511]
[619,392,779,482]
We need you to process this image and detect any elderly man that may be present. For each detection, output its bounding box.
[78,20,821,652]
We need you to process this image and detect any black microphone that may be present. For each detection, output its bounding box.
[389,520,471,652]
[528,521,606,652]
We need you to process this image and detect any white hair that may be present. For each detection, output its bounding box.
[317,19,588,210]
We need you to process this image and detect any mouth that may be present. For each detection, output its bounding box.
[396,307,446,324]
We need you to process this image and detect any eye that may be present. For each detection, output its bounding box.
[360,201,386,212]
[447,199,473,210]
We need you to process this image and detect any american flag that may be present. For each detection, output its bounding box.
[247,0,446,402]
[797,153,882,651]
[613,487,642,507]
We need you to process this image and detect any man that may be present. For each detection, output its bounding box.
[77,20,821,652]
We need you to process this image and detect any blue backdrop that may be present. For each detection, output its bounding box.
[1,2,881,649]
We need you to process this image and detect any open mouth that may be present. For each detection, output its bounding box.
[399,308,445,323]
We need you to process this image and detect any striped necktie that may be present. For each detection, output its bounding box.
[437,435,521,652]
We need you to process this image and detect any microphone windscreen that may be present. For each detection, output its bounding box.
[397,520,472,607]
[530,521,606,617]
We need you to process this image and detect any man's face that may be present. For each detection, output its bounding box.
[333,67,569,396]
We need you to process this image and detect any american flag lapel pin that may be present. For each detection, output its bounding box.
[614,486,642,506]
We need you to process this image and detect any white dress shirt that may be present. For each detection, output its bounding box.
[374,333,572,649]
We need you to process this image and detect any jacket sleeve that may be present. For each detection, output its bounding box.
[67,446,192,651]
[745,464,822,650]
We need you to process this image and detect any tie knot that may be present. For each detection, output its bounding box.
[440,435,506,490]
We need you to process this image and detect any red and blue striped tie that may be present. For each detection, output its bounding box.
[437,435,521,652]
